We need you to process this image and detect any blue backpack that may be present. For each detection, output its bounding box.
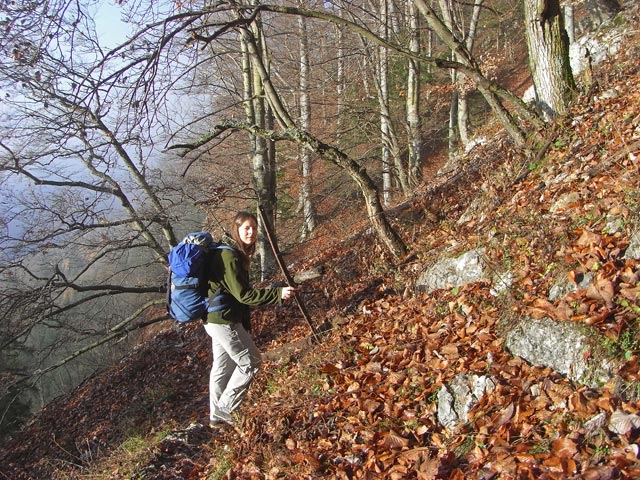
[166,232,232,322]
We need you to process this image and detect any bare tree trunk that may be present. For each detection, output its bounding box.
[438,0,459,155]
[524,0,576,120]
[406,0,422,188]
[336,23,345,146]
[458,0,483,146]
[241,15,277,279]
[378,0,393,206]
[426,27,433,76]
[375,0,408,203]
[438,0,483,151]
[448,86,459,155]
[297,15,316,240]
[564,3,575,44]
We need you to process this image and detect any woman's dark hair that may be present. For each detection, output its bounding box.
[230,211,258,262]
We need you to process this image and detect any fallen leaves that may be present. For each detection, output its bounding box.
[586,275,616,309]
[4,18,640,480]
[552,437,578,458]
[608,410,640,435]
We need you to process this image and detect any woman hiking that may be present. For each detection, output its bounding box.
[204,211,295,426]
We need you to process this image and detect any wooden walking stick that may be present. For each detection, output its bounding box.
[257,205,321,342]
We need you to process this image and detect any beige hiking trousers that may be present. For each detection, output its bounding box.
[203,322,262,422]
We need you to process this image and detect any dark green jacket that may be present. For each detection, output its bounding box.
[206,237,282,326]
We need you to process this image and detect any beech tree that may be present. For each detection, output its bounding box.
[297,14,317,240]
[406,0,422,188]
[523,0,576,119]
[378,0,394,205]
[438,0,484,152]
[240,7,278,278]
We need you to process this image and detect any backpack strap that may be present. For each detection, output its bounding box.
[208,290,229,312]
[206,244,237,314]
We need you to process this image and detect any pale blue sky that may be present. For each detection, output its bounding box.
[93,1,130,48]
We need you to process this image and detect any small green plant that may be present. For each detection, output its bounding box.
[265,365,291,394]
[538,262,556,278]
[601,327,639,360]
[454,435,476,458]
[264,380,278,394]
[592,439,612,458]
[435,301,448,315]
[120,434,148,456]
[624,190,640,212]
[571,212,597,229]
[310,382,324,396]
[207,449,235,480]
[403,419,421,430]
[618,299,640,316]
[529,439,551,455]
[602,336,620,358]
[619,329,640,359]
[396,381,423,401]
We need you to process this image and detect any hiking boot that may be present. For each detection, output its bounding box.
[211,409,234,425]
[209,418,225,428]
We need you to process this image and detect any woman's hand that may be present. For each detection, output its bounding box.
[281,286,296,300]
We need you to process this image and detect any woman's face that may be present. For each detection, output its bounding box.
[238,218,258,246]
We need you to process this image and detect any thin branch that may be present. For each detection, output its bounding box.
[11,300,169,388]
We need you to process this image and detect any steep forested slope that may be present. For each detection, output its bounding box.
[2,9,640,480]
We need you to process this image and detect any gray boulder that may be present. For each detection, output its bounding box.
[504,317,619,388]
[437,374,495,430]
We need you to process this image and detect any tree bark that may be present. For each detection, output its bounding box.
[564,4,575,44]
[523,0,576,120]
[241,10,277,279]
[378,0,393,206]
[297,15,316,240]
[336,23,346,146]
[406,0,422,188]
